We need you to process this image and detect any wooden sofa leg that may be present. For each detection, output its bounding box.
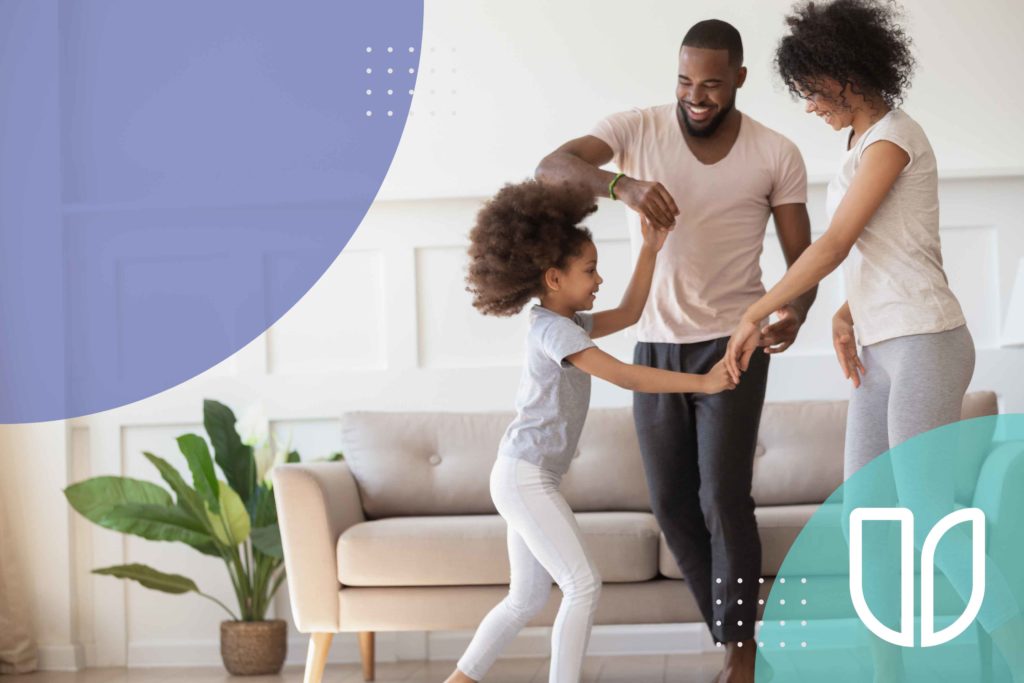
[303,632,333,683]
[359,631,375,681]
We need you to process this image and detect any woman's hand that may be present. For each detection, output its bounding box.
[700,358,738,394]
[832,311,866,388]
[724,318,762,384]
[640,215,670,253]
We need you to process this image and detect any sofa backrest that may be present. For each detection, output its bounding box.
[340,392,998,518]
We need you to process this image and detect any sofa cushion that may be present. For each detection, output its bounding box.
[337,512,661,586]
[659,504,823,578]
[340,409,650,518]
[340,393,998,517]
[751,392,997,506]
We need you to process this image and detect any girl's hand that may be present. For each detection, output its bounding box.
[724,318,761,384]
[640,215,670,253]
[700,358,737,394]
[832,313,866,388]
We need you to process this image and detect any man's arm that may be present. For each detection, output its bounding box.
[536,136,679,228]
[756,202,817,354]
[773,202,817,322]
[535,135,616,196]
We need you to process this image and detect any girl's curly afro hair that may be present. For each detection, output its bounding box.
[466,180,596,317]
[775,0,915,110]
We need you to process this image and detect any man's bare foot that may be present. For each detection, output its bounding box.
[719,640,757,683]
[443,669,476,683]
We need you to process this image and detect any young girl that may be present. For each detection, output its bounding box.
[445,180,734,683]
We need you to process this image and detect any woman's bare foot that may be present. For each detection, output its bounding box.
[443,669,476,683]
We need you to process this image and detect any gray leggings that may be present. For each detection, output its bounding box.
[844,324,975,478]
[843,325,1019,632]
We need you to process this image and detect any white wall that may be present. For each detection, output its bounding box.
[381,0,1024,199]
[4,0,1024,670]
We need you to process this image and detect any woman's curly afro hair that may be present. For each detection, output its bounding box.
[775,0,915,109]
[466,180,596,317]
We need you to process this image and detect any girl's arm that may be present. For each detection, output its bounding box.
[590,217,668,339]
[724,140,910,381]
[566,347,735,394]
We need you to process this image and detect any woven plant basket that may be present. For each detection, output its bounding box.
[220,620,288,675]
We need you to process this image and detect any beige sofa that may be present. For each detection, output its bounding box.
[273,392,999,682]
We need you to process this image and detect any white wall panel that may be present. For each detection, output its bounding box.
[942,227,1000,347]
[267,250,387,374]
[416,245,532,368]
[119,425,238,666]
[269,419,344,462]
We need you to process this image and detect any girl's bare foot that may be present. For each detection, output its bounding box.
[443,669,477,683]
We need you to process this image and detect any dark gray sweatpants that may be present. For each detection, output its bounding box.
[633,337,769,644]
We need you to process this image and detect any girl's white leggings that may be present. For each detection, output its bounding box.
[457,457,602,682]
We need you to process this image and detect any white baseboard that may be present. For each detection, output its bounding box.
[124,633,398,668]
[37,643,85,671]
[114,625,717,669]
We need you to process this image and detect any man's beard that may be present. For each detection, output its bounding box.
[678,96,735,138]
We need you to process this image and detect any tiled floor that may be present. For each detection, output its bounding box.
[3,654,726,683]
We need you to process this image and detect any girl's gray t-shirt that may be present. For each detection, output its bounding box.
[497,305,596,475]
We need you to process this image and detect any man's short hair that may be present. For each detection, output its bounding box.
[681,19,744,68]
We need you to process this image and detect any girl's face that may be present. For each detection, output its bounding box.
[550,240,603,311]
[798,78,855,131]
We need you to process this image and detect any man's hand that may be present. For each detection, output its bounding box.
[759,304,804,355]
[615,176,679,229]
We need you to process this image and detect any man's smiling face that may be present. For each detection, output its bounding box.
[676,46,745,138]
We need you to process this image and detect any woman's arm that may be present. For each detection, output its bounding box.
[591,218,668,339]
[566,347,735,394]
[724,140,910,381]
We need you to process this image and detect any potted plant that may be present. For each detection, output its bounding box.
[65,399,340,675]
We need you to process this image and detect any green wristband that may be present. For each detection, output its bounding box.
[608,172,625,200]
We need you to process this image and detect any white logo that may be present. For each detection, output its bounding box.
[849,507,986,648]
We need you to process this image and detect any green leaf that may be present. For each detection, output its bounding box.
[143,452,216,539]
[99,503,220,557]
[285,450,301,464]
[177,434,219,514]
[93,564,200,594]
[323,451,344,462]
[249,484,278,528]
[204,400,256,505]
[250,525,283,559]
[65,477,172,526]
[206,481,250,547]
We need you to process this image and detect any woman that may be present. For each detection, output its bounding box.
[724,0,1023,679]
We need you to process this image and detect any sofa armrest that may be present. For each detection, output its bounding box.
[972,440,1024,610]
[272,462,365,633]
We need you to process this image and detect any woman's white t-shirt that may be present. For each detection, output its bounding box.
[826,109,965,346]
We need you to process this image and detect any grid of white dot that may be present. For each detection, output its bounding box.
[364,45,418,118]
[706,576,812,648]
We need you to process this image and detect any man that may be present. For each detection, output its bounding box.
[535,19,816,683]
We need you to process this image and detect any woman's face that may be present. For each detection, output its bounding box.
[798,78,855,131]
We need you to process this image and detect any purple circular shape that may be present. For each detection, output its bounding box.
[0,1,423,422]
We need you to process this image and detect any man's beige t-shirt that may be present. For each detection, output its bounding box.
[591,104,807,344]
